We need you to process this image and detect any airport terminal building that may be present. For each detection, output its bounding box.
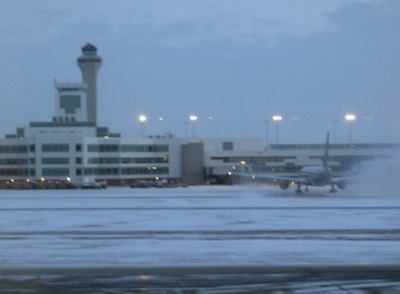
[1,44,399,186]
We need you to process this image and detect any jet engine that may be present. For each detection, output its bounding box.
[279,180,291,190]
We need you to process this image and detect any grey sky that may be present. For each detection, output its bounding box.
[0,0,399,143]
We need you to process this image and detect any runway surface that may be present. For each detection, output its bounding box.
[0,185,399,292]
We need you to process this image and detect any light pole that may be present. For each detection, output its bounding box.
[332,119,339,144]
[184,121,189,138]
[272,115,282,144]
[138,114,147,138]
[345,113,356,144]
[264,119,271,147]
[189,115,198,138]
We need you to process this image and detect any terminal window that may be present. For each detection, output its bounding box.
[42,144,69,152]
[60,95,81,114]
[223,142,234,151]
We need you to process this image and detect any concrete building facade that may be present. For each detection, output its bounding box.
[1,131,398,186]
[0,127,186,185]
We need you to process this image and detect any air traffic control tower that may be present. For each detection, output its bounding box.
[77,43,101,123]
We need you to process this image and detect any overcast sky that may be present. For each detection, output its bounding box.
[1,0,399,144]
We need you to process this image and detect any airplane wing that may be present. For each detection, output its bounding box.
[231,172,308,187]
[233,172,350,190]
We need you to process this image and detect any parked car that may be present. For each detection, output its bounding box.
[130,179,152,188]
[82,178,107,189]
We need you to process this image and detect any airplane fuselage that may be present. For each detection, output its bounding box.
[299,166,332,187]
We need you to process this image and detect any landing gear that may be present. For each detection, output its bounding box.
[295,183,309,194]
[330,184,337,193]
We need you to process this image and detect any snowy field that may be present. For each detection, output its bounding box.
[1,184,399,269]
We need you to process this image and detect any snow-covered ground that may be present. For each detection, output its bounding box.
[0,184,399,268]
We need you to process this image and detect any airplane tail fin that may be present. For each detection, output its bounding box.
[322,132,330,168]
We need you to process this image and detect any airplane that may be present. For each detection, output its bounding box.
[230,132,347,193]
